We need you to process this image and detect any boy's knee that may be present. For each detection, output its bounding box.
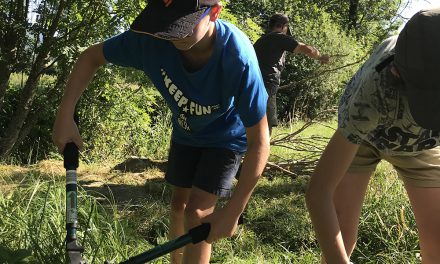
[184,206,204,225]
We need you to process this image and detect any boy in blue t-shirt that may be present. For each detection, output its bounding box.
[52,0,269,263]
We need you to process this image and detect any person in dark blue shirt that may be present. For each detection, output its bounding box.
[53,1,270,263]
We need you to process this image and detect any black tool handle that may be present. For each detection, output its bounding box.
[119,223,211,264]
[188,222,211,244]
[63,115,86,263]
[64,142,79,170]
[65,141,86,264]
[64,142,80,244]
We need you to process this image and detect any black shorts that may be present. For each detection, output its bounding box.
[165,141,244,197]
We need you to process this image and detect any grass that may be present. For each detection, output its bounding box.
[0,164,152,263]
[0,120,422,263]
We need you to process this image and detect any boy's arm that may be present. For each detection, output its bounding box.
[52,43,107,152]
[305,129,359,264]
[226,114,270,215]
[294,42,330,64]
[204,116,270,242]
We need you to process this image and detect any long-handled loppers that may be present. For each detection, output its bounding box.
[64,142,87,264]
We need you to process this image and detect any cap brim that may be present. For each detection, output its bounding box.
[130,5,208,40]
[407,87,440,130]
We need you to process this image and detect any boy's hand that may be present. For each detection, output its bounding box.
[52,112,84,153]
[202,207,240,243]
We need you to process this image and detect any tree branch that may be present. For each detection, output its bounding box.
[278,54,368,90]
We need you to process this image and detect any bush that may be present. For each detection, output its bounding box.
[78,67,172,162]
[278,4,365,121]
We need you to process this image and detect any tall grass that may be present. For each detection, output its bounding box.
[0,169,158,263]
[354,162,419,263]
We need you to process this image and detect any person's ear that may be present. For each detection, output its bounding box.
[209,3,222,21]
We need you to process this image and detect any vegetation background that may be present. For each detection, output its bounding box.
[0,0,429,263]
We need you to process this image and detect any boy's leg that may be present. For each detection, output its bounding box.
[166,142,242,264]
[404,185,440,264]
[165,141,201,264]
[387,146,440,263]
[320,171,372,264]
[169,186,191,264]
[320,143,379,263]
[181,147,242,263]
[182,187,218,264]
[334,172,371,255]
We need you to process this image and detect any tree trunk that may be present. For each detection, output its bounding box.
[348,0,359,30]
[0,0,27,111]
[8,65,69,157]
[0,55,45,157]
[0,63,11,111]
[0,0,66,158]
[0,29,17,113]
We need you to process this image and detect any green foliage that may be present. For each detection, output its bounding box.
[313,0,403,44]
[221,4,263,43]
[227,0,404,120]
[0,246,34,263]
[279,4,364,119]
[1,73,59,164]
[1,0,127,160]
[354,163,419,263]
[77,68,172,162]
[228,0,403,45]
[1,0,170,163]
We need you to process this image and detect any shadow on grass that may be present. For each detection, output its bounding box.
[77,177,172,247]
[79,177,170,206]
[112,158,167,173]
[239,175,316,252]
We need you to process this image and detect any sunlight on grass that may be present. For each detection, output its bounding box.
[270,119,336,161]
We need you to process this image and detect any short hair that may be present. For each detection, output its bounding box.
[269,13,289,29]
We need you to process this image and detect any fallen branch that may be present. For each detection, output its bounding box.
[264,110,336,178]
[266,161,297,177]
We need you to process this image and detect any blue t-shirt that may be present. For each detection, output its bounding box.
[103,19,267,153]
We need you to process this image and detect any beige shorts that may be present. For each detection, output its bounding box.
[348,143,440,187]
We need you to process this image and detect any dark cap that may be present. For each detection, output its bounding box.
[394,8,440,130]
[130,0,219,40]
[269,13,291,35]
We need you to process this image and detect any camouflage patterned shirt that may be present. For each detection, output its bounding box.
[338,36,440,156]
